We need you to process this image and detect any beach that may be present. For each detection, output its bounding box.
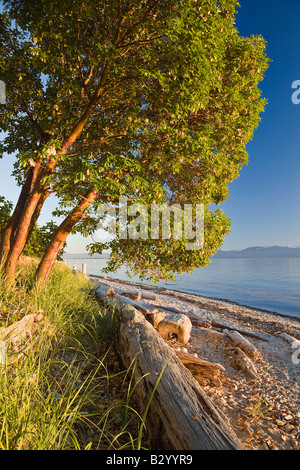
[90,274,300,450]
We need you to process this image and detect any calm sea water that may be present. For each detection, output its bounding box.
[65,257,300,319]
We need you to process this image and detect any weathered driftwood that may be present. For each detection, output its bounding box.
[114,293,160,315]
[206,329,227,342]
[212,321,267,342]
[175,350,225,387]
[156,313,192,344]
[224,329,260,361]
[96,285,157,313]
[141,292,158,301]
[97,282,156,302]
[120,291,142,301]
[96,285,116,298]
[106,287,115,296]
[231,348,258,379]
[188,314,212,329]
[0,313,46,363]
[117,306,244,450]
[145,311,166,328]
[96,284,192,344]
[279,332,300,346]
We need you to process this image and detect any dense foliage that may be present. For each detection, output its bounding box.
[0,0,269,283]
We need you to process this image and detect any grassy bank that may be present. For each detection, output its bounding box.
[0,261,150,450]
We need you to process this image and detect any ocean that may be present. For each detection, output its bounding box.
[64,256,300,319]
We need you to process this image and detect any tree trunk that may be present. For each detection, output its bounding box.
[0,163,40,266]
[36,189,98,286]
[1,79,109,279]
[26,188,51,244]
[1,81,108,277]
[4,159,56,282]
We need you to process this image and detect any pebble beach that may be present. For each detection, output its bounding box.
[90,274,300,450]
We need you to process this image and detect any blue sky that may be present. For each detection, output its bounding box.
[0,0,300,252]
[220,0,300,250]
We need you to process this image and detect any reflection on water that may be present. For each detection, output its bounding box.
[64,257,300,318]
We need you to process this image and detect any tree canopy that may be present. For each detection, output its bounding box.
[0,0,269,284]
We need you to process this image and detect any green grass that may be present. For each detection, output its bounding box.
[0,261,153,450]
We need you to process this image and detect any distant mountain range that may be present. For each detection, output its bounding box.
[64,246,300,259]
[215,246,300,258]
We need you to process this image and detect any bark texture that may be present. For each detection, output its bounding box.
[117,306,245,450]
[36,189,99,285]
[0,163,40,265]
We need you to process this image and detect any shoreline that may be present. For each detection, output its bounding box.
[89,273,300,325]
[65,255,300,320]
[90,273,300,450]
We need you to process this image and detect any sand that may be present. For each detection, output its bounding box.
[90,274,300,450]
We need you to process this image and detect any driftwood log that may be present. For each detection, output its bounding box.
[96,285,159,314]
[156,313,192,345]
[120,291,142,301]
[174,349,225,387]
[279,332,300,346]
[230,348,258,379]
[97,282,156,302]
[96,284,192,344]
[117,306,244,450]
[224,329,260,361]
[140,292,158,301]
[206,329,226,342]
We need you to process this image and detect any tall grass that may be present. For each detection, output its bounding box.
[0,262,154,450]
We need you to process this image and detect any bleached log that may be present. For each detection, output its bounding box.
[141,292,158,301]
[212,321,267,342]
[175,350,225,370]
[279,332,300,346]
[0,313,45,362]
[224,329,260,361]
[96,287,163,324]
[174,349,225,386]
[187,311,212,328]
[145,311,166,328]
[156,313,192,344]
[97,283,143,301]
[206,329,227,342]
[106,288,115,296]
[231,348,258,379]
[117,306,244,450]
[96,285,184,324]
[114,293,161,314]
[96,285,117,298]
[120,291,142,301]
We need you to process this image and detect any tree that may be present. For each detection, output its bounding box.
[0,0,269,286]
[0,195,66,262]
[23,221,67,261]
[0,196,13,237]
